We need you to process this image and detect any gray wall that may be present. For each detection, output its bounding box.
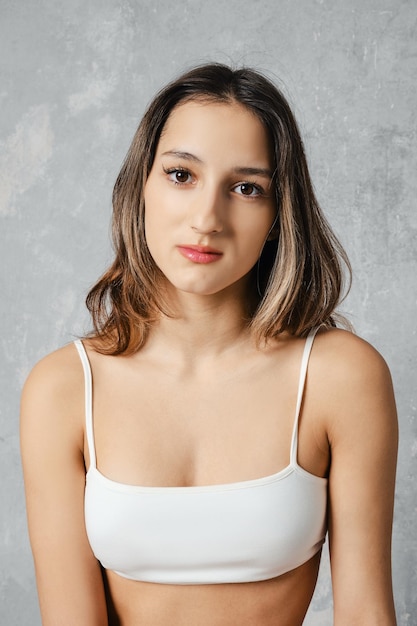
[1,0,416,624]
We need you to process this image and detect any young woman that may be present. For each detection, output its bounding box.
[21,63,398,625]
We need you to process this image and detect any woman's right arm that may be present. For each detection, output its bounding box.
[20,346,108,625]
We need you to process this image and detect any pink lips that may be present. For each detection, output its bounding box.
[177,245,223,264]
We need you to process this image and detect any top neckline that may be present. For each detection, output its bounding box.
[87,459,326,495]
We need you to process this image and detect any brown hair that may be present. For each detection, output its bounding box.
[86,63,351,355]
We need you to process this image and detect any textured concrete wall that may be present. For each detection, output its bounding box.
[1,0,416,623]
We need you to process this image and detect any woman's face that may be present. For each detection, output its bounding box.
[144,99,276,299]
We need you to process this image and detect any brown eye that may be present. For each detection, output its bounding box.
[163,167,193,185]
[240,183,255,196]
[174,170,190,183]
[234,182,262,197]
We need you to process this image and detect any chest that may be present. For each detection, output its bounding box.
[83,344,328,487]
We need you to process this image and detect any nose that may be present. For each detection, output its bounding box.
[189,185,224,235]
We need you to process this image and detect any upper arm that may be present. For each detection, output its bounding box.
[318,331,398,625]
[20,346,108,626]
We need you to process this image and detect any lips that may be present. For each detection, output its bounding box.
[177,245,223,264]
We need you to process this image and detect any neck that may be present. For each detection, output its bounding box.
[143,282,257,366]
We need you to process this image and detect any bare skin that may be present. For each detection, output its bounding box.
[103,554,321,625]
[21,324,398,626]
[20,101,398,625]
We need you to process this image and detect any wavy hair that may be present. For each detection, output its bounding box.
[86,63,351,354]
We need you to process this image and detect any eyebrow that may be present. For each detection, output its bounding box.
[161,150,273,179]
[233,166,273,179]
[162,150,203,163]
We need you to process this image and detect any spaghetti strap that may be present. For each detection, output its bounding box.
[289,328,320,466]
[74,339,96,470]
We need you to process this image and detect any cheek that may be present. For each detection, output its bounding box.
[143,187,179,268]
[143,198,159,255]
[239,212,276,251]
[144,181,177,231]
[143,183,164,241]
[144,211,162,256]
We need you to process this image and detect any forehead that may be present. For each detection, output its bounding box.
[157,100,272,166]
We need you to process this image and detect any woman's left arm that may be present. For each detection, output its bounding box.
[322,331,398,625]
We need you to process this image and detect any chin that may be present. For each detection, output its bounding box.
[178,279,250,298]
[179,284,226,296]
[161,270,252,299]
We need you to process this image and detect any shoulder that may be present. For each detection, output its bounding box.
[311,327,393,387]
[22,342,84,403]
[309,328,397,441]
[20,342,86,449]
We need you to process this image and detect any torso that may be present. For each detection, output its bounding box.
[104,555,322,626]
[78,331,330,625]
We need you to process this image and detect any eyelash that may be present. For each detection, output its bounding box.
[234,182,265,197]
[162,167,266,197]
[163,167,193,186]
